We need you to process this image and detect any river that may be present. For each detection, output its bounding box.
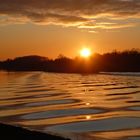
[0,71,140,140]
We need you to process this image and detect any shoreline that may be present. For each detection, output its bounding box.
[0,123,70,140]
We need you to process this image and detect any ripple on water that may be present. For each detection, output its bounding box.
[22,108,105,120]
[0,72,140,140]
[25,99,80,107]
[128,106,140,111]
[45,117,140,133]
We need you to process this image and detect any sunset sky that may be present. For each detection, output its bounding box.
[0,0,140,60]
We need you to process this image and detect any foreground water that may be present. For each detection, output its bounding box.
[0,71,140,140]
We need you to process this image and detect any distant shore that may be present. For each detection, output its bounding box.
[0,123,70,140]
[0,49,140,73]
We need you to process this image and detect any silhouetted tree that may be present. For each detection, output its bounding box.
[0,49,140,73]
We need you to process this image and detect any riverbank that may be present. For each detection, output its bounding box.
[0,123,70,140]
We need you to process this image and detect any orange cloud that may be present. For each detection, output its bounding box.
[0,0,140,30]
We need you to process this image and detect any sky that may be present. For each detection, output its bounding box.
[0,0,140,60]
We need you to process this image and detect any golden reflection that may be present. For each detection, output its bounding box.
[86,102,90,106]
[86,115,91,120]
[0,72,140,140]
[93,129,140,139]
[16,111,140,126]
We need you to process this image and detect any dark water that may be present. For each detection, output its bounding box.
[0,71,140,140]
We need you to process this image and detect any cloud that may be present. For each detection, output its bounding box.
[79,22,137,29]
[0,15,29,25]
[0,0,140,30]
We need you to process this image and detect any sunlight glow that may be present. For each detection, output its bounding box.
[86,115,91,120]
[80,48,91,58]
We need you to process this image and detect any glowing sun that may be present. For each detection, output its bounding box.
[80,48,91,58]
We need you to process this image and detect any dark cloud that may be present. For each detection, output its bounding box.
[0,0,140,29]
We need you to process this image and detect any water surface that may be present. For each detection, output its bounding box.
[0,71,140,140]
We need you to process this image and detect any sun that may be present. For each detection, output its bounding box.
[80,48,91,58]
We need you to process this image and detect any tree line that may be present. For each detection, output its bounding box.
[0,49,140,73]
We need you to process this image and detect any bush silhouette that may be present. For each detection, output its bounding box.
[0,49,140,73]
